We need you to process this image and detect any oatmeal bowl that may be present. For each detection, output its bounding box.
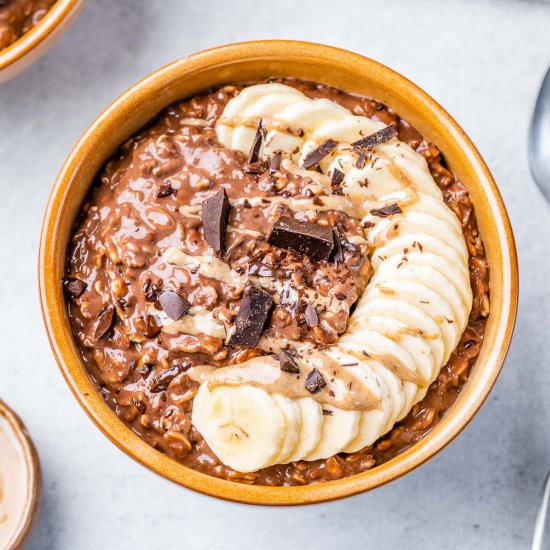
[39,41,518,505]
[0,0,84,84]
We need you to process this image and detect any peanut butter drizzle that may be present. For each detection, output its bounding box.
[204,352,381,411]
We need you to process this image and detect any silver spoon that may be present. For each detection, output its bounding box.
[529,65,550,202]
[529,65,550,549]
[532,470,550,550]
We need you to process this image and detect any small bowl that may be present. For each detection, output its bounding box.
[0,0,85,84]
[39,41,518,505]
[0,400,41,549]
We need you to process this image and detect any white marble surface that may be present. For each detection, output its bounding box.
[1,0,549,548]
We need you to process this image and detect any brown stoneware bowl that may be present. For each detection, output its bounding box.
[0,0,85,84]
[39,41,518,505]
[0,400,42,549]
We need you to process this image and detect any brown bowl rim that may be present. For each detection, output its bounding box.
[38,40,518,505]
[0,0,84,74]
[0,400,42,549]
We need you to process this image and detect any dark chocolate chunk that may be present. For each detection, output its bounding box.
[331,168,344,187]
[150,366,180,393]
[267,216,334,262]
[243,160,266,174]
[332,228,344,264]
[330,168,345,195]
[355,151,366,169]
[301,139,338,169]
[351,124,398,149]
[93,305,115,340]
[278,349,300,374]
[64,277,87,298]
[139,364,152,379]
[370,203,402,217]
[159,290,190,321]
[156,182,176,198]
[173,358,192,372]
[247,119,265,164]
[304,304,318,327]
[143,279,162,302]
[313,196,324,207]
[201,188,231,254]
[132,397,147,414]
[228,286,273,347]
[142,315,161,338]
[269,151,282,172]
[305,368,327,394]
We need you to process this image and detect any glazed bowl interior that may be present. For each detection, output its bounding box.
[0,0,84,84]
[39,41,517,505]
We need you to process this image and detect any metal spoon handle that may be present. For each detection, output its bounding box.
[532,470,550,550]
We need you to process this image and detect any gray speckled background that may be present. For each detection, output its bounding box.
[0,0,549,548]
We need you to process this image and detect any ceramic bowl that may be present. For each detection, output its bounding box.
[0,400,41,549]
[0,0,85,84]
[39,41,518,505]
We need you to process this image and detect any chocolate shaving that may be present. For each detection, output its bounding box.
[278,349,300,374]
[156,182,176,198]
[142,315,161,338]
[139,364,152,379]
[332,228,344,264]
[132,397,147,414]
[305,368,327,394]
[331,168,345,187]
[159,290,190,321]
[64,277,87,298]
[301,139,338,169]
[93,305,115,340]
[228,286,273,347]
[201,188,231,254]
[150,366,180,393]
[269,152,282,172]
[370,203,402,217]
[330,168,345,195]
[352,124,398,149]
[267,216,334,262]
[243,161,266,174]
[355,151,366,169]
[143,279,162,302]
[304,304,318,327]
[247,119,265,163]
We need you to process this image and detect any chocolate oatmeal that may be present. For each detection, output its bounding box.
[64,79,490,486]
[0,0,56,50]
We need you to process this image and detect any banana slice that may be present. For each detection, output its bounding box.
[376,252,471,307]
[272,394,301,465]
[303,406,360,461]
[285,398,324,463]
[352,297,446,367]
[367,281,458,362]
[366,212,468,261]
[399,380,420,421]
[359,316,435,382]
[188,83,473,472]
[370,266,468,329]
[342,360,398,453]
[340,327,426,386]
[192,384,285,472]
[372,233,469,280]
[406,193,465,231]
